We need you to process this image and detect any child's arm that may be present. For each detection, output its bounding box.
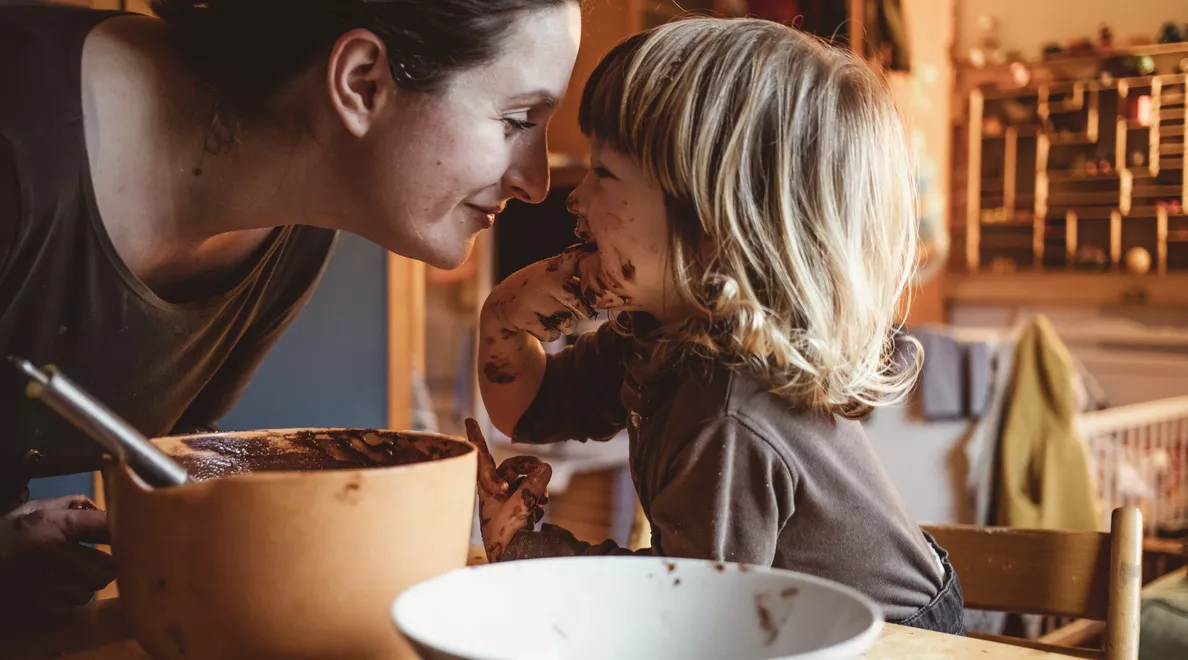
[478,247,630,443]
[478,245,594,436]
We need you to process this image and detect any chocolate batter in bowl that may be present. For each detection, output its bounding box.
[162,428,470,481]
[102,429,477,660]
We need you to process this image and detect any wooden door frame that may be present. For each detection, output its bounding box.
[386,254,426,430]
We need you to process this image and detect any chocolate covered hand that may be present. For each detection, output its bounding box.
[464,419,552,563]
[485,244,598,344]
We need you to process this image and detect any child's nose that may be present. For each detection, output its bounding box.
[565,193,582,215]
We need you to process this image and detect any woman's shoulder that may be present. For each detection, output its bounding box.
[0,6,125,135]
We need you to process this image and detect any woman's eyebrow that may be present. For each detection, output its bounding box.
[504,90,560,108]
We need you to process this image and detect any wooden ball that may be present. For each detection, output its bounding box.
[1125,247,1152,274]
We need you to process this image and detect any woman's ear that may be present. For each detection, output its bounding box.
[325,29,395,138]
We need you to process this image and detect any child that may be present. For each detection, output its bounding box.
[472,17,964,635]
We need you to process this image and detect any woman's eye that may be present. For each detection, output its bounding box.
[502,117,537,133]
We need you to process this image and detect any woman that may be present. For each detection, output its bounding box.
[0,0,582,624]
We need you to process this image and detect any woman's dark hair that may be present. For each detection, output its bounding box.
[152,0,580,119]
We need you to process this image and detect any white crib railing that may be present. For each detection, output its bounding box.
[1078,395,1188,534]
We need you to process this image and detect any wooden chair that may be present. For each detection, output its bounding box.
[924,507,1143,660]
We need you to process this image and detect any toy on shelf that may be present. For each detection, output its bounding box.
[1066,38,1096,58]
[969,16,1005,68]
[1075,245,1109,271]
[983,115,1006,136]
[1126,247,1153,275]
[1158,22,1184,45]
[989,257,1018,274]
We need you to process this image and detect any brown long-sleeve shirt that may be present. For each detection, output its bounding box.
[507,314,943,621]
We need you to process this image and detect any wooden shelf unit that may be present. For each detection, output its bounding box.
[955,45,1188,275]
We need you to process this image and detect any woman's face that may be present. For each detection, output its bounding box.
[568,143,676,318]
[329,5,581,268]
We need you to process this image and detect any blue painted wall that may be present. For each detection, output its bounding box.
[219,232,389,430]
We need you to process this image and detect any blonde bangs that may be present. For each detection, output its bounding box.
[581,18,921,418]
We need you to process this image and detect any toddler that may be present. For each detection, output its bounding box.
[471,17,963,635]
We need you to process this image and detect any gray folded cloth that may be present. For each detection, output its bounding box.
[909,328,996,421]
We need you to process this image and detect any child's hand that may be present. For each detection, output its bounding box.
[465,418,552,563]
[574,248,630,309]
[486,244,598,343]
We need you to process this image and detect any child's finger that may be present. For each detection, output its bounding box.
[516,462,553,511]
[552,294,592,322]
[534,311,576,336]
[464,418,505,498]
[591,272,629,308]
[524,319,564,344]
[576,251,603,296]
[555,313,579,335]
[543,244,583,277]
[559,278,597,318]
[496,455,545,489]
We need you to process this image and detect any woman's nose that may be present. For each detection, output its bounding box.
[505,137,550,204]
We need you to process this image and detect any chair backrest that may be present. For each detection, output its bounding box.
[924,507,1142,660]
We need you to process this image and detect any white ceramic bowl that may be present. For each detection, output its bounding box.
[392,556,883,660]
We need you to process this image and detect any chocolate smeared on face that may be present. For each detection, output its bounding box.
[177,430,467,481]
[620,261,636,281]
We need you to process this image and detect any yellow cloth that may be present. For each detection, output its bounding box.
[994,315,1101,531]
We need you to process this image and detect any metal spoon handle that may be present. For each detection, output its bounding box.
[8,356,189,488]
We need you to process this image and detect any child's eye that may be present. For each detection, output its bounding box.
[502,117,537,133]
[592,166,615,179]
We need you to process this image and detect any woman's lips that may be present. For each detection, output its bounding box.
[465,204,497,229]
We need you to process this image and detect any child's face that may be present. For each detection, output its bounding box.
[567,144,675,318]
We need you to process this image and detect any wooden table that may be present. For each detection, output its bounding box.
[0,544,1080,659]
[0,604,1082,659]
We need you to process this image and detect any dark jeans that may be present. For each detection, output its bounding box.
[893,530,966,635]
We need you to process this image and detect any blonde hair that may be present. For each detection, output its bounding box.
[579,18,920,418]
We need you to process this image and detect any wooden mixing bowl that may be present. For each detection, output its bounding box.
[102,429,476,659]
